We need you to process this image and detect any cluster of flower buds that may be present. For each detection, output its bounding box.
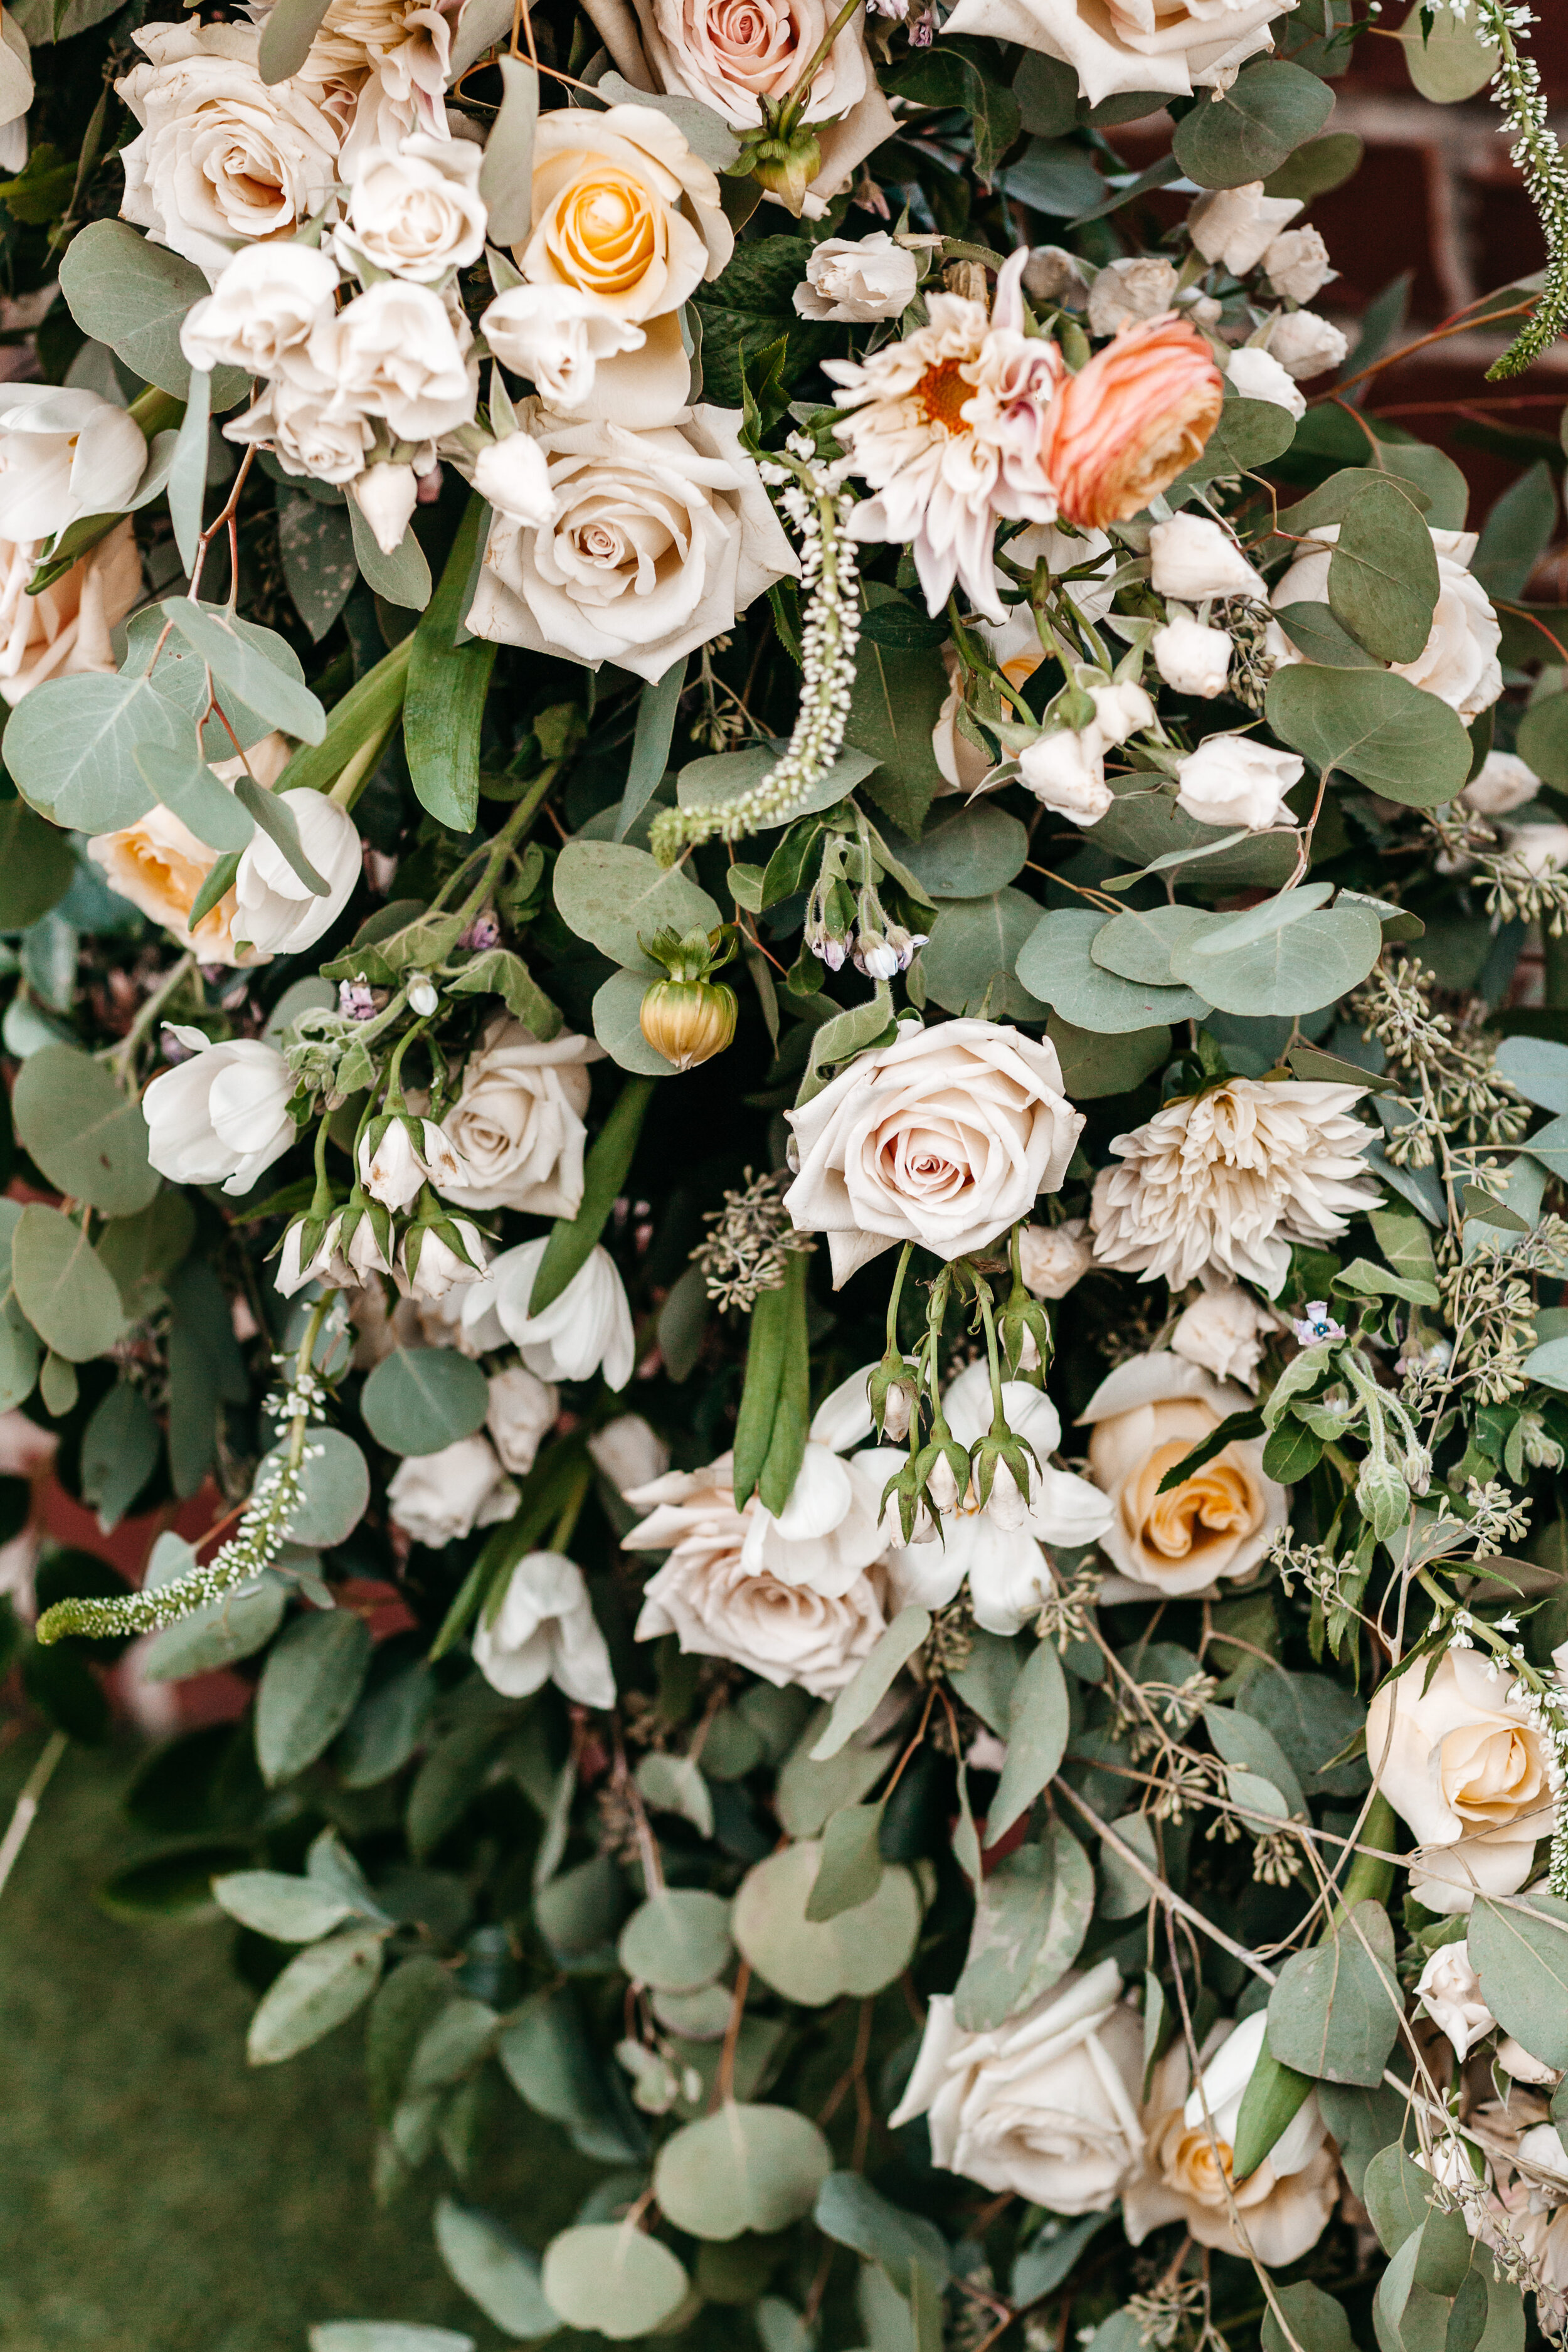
[275,1108,488,1306]
[803,825,928,977]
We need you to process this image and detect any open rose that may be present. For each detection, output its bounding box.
[437,1015,604,1217]
[938,0,1289,109]
[1367,1648,1554,1912]
[181,240,340,377]
[336,133,487,283]
[468,401,797,684]
[521,104,731,322]
[0,519,140,707]
[1079,1350,1286,1601]
[1038,314,1224,529]
[1126,2011,1338,2269]
[783,1018,1083,1288]
[116,21,342,280]
[889,1961,1145,2212]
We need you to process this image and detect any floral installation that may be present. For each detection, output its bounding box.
[4,1,1568,2349]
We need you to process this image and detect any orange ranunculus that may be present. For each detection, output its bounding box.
[1039,312,1224,529]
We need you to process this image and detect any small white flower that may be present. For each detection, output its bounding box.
[1224,344,1306,418]
[1175,734,1303,830]
[1018,725,1111,824]
[1152,613,1232,699]
[473,1550,615,1708]
[181,241,341,379]
[1271,524,1503,724]
[1018,1219,1093,1300]
[485,1364,558,1475]
[349,460,421,556]
[1171,1284,1276,1389]
[1086,255,1179,337]
[400,1217,488,1303]
[1188,181,1302,277]
[1263,225,1337,304]
[1268,308,1348,382]
[1089,678,1155,745]
[793,233,918,324]
[337,134,486,284]
[1150,514,1266,603]
[406,973,438,1017]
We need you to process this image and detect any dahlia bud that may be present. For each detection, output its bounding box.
[746,125,822,214]
[637,922,739,1073]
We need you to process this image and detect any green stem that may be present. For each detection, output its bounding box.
[1331,1791,1397,1920]
[886,1241,914,1357]
[776,0,862,135]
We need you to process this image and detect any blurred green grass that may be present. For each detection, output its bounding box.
[0,1732,548,2352]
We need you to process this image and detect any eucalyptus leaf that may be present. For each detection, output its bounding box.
[361,1347,490,1458]
[654,2102,833,2240]
[246,1927,386,2063]
[732,1841,919,2005]
[255,1610,374,1788]
[540,2225,688,2340]
[554,840,721,973]
[1017,909,1209,1033]
[13,1044,160,1216]
[1265,665,1472,806]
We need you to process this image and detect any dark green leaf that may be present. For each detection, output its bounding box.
[406,494,495,832]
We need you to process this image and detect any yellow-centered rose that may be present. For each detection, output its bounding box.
[520,105,732,324]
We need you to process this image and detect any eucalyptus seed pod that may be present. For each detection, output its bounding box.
[639,976,738,1072]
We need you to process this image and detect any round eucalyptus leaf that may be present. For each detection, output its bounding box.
[1017,909,1209,1033]
[13,1045,159,1216]
[923,888,1049,1020]
[267,1427,371,1547]
[1402,0,1498,102]
[593,968,678,1076]
[433,2197,559,2338]
[361,1346,489,1458]
[1170,901,1383,1017]
[11,1204,126,1362]
[212,1868,358,1942]
[255,1608,374,1788]
[617,1887,733,1992]
[1265,664,1471,807]
[731,1841,921,2006]
[1089,904,1214,987]
[899,804,1027,899]
[553,840,720,973]
[654,2102,833,2241]
[540,2224,689,2339]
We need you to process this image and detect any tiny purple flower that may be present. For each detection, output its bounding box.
[339,976,379,1022]
[462,911,502,952]
[1291,1300,1345,1347]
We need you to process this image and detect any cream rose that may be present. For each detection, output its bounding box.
[467,401,797,684]
[795,233,918,323]
[472,1551,616,1708]
[337,133,487,283]
[1189,182,1302,277]
[1126,2011,1337,2269]
[1264,225,1336,303]
[1150,514,1266,604]
[1271,525,1503,723]
[435,1015,603,1217]
[1170,1285,1275,1390]
[1464,750,1540,817]
[1175,735,1303,831]
[521,105,731,324]
[1367,1648,1553,1912]
[1080,1351,1286,1601]
[626,1453,891,1697]
[181,241,341,377]
[785,1019,1083,1288]
[889,1962,1145,2212]
[939,0,1288,104]
[0,519,140,707]
[116,21,342,280]
[1268,309,1348,381]
[1152,613,1232,699]
[485,1364,559,1475]
[388,1431,517,1548]
[1019,1217,1093,1301]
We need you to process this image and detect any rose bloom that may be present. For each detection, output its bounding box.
[1150,514,1265,604]
[1090,1076,1379,1295]
[1367,1648,1554,1912]
[480,285,645,415]
[1018,724,1111,824]
[337,134,486,283]
[1080,1350,1286,1601]
[142,1027,296,1194]
[784,1017,1083,1288]
[938,0,1286,105]
[87,731,293,965]
[181,241,340,377]
[116,21,342,280]
[0,518,140,708]
[1126,2011,1338,2269]
[1189,183,1302,277]
[388,1431,517,1548]
[1152,613,1232,699]
[628,0,869,129]
[1268,309,1348,382]
[472,1550,615,1708]
[1225,344,1305,420]
[1170,1283,1276,1389]
[468,401,797,685]
[829,249,1065,625]
[1415,1940,1496,2062]
[521,105,731,325]
[233,788,361,956]
[588,1413,669,1496]
[625,1452,891,1697]
[1037,314,1224,531]
[1264,225,1337,304]
[1464,749,1540,817]
[889,1962,1144,2212]
[437,1015,604,1216]
[1175,734,1303,831]
[1087,255,1179,337]
[462,1237,635,1390]
[1019,1217,1093,1300]
[225,372,376,488]
[0,386,147,546]
[294,0,460,158]
[1271,525,1503,724]
[485,1364,559,1476]
[297,278,477,443]
[795,233,918,324]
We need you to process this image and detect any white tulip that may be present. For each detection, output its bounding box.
[349,462,420,556]
[485,1364,559,1475]
[472,1550,615,1708]
[1017,726,1111,824]
[1175,734,1303,830]
[1152,614,1232,699]
[463,1238,635,1389]
[480,284,646,412]
[1150,514,1266,603]
[388,1433,516,1548]
[1225,344,1306,418]
[233,789,361,956]
[0,386,147,546]
[471,433,558,529]
[142,1026,295,1194]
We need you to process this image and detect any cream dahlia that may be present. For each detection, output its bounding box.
[826,248,1064,623]
[1090,1078,1379,1295]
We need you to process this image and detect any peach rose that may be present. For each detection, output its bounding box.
[1039,313,1223,529]
[87,731,292,967]
[521,105,731,324]
[0,520,141,706]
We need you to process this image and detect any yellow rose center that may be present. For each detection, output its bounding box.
[550,167,657,297]
[1438,1717,1549,1828]
[1132,1438,1258,1563]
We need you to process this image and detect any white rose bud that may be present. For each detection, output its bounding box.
[471,432,558,528]
[1170,1285,1275,1389]
[793,233,918,324]
[1225,345,1306,419]
[588,1414,670,1495]
[358,1117,468,1212]
[1022,246,1088,308]
[1086,255,1179,337]
[338,135,487,284]
[1175,735,1303,830]
[1188,182,1301,276]
[388,1433,516,1547]
[401,1217,489,1303]
[472,1550,615,1708]
[181,241,341,379]
[1018,726,1111,825]
[275,1214,351,1298]
[479,284,645,411]
[1268,308,1349,381]
[485,1364,559,1475]
[233,790,361,958]
[1263,225,1337,304]
[1153,614,1232,699]
[1503,822,1568,879]
[1150,515,1266,603]
[1089,679,1155,746]
[1414,1940,1495,2062]
[142,1027,295,1194]
[1018,1219,1093,1300]
[349,462,421,556]
[1464,750,1540,816]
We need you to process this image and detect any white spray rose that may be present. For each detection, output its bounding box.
[1464,750,1540,816]
[337,134,487,283]
[1263,224,1337,302]
[889,1962,1144,2211]
[1150,514,1266,603]
[472,1550,616,1708]
[1171,1285,1276,1389]
[1367,1648,1553,1912]
[115,21,342,280]
[1188,181,1302,277]
[226,373,376,487]
[181,241,341,378]
[1080,1350,1287,1601]
[388,1431,517,1547]
[1271,525,1503,723]
[479,285,646,413]
[939,0,1284,105]
[1416,1941,1496,2061]
[462,1237,636,1390]
[795,233,919,324]
[400,1217,489,1303]
[470,432,559,528]
[1086,255,1179,337]
[1268,307,1348,381]
[1091,679,1155,744]
[299,278,476,443]
[437,1015,604,1217]
[1017,726,1111,824]
[485,1364,559,1476]
[233,789,361,956]
[469,401,797,685]
[0,386,147,546]
[1175,734,1303,830]
[1019,1218,1093,1300]
[142,1027,296,1194]
[350,462,423,555]
[784,1018,1083,1288]
[358,1116,467,1211]
[1224,344,1306,418]
[1153,614,1232,699]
